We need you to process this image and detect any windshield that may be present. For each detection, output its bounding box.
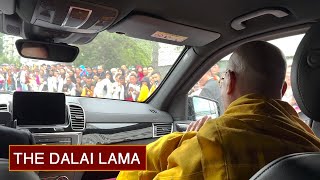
[0,32,184,102]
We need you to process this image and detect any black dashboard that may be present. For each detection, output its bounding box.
[0,93,173,146]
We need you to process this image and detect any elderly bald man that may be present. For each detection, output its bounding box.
[117,41,320,180]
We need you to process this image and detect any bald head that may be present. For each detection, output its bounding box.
[221,41,287,108]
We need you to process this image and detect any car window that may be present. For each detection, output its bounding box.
[0,32,184,102]
[189,34,305,120]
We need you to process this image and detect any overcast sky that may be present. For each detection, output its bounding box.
[222,34,305,60]
[268,34,304,56]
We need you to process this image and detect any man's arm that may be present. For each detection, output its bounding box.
[117,132,197,180]
[117,116,212,180]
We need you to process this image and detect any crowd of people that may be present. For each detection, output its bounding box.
[0,64,162,102]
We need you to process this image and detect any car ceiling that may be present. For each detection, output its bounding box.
[1,0,320,49]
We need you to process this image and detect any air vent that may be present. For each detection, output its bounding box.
[68,104,85,131]
[153,123,173,137]
[0,104,8,111]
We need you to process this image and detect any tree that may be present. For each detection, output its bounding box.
[74,32,154,69]
[0,34,4,53]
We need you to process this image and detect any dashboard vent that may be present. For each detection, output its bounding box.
[153,123,173,137]
[0,104,8,111]
[68,104,85,131]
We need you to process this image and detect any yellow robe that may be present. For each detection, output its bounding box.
[117,94,320,180]
[137,85,149,102]
[149,84,156,96]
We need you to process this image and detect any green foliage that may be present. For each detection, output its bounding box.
[0,34,4,53]
[0,34,21,66]
[74,32,154,69]
[0,54,21,66]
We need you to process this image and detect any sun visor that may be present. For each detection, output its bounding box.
[108,15,221,46]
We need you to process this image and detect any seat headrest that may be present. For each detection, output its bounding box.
[292,23,320,121]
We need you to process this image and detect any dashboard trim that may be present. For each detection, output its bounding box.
[33,132,83,145]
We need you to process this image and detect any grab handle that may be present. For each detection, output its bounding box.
[231,9,289,30]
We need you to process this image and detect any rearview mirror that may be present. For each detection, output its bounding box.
[15,39,79,63]
[189,96,220,120]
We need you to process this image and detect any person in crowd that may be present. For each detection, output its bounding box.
[147,66,154,77]
[38,76,46,92]
[86,67,94,79]
[0,70,4,90]
[149,71,161,96]
[56,64,61,71]
[75,68,81,77]
[79,74,86,86]
[125,74,140,101]
[92,67,98,76]
[112,75,125,100]
[75,77,82,97]
[81,78,94,97]
[97,72,113,99]
[118,41,320,180]
[13,67,21,91]
[57,68,66,92]
[34,69,41,86]
[117,68,125,76]
[47,70,55,92]
[142,67,149,77]
[62,84,68,94]
[199,69,223,113]
[6,69,14,91]
[20,65,28,91]
[93,76,103,98]
[79,65,88,77]
[67,70,76,84]
[64,77,76,96]
[28,73,38,91]
[137,77,150,102]
[93,75,100,85]
[121,65,129,75]
[189,82,203,96]
[110,68,117,77]
[97,65,105,79]
[210,64,221,81]
[136,65,144,81]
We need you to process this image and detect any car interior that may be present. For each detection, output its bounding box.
[0,0,320,180]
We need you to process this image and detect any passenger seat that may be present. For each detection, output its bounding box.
[0,125,35,159]
[0,158,40,180]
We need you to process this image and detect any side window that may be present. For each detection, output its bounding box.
[188,61,227,119]
[189,34,308,123]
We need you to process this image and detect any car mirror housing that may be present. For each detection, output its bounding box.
[188,96,220,120]
[16,39,79,63]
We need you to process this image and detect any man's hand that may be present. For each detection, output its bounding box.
[186,116,211,132]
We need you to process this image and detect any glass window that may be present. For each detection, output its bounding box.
[0,32,184,102]
[189,34,306,120]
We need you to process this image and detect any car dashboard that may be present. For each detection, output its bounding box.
[0,93,173,146]
[0,92,174,180]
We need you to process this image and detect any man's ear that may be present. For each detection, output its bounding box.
[227,71,236,94]
[281,81,287,97]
